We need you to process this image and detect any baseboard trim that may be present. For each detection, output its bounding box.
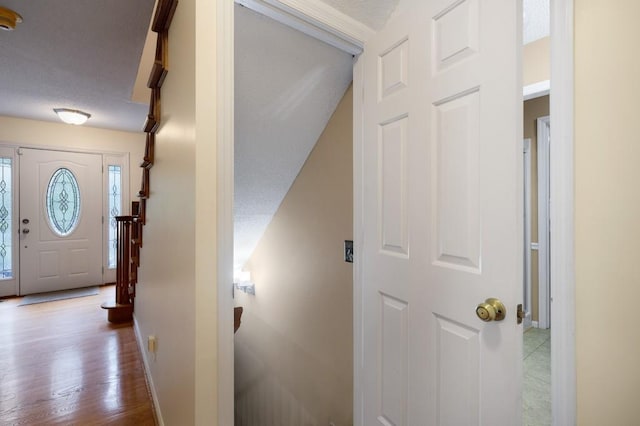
[133,316,165,426]
[532,320,539,328]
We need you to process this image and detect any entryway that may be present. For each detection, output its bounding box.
[19,148,103,295]
[0,146,129,297]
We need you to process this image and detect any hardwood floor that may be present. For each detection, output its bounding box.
[0,285,156,425]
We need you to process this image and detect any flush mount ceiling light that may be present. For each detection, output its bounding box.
[0,6,22,31]
[54,108,91,125]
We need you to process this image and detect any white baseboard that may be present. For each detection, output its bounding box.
[133,316,165,426]
[532,320,539,328]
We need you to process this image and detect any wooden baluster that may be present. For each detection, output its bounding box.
[102,216,134,322]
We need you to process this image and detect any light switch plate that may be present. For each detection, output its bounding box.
[344,240,353,263]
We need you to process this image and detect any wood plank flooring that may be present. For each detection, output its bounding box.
[0,285,156,425]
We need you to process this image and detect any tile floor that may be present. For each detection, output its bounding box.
[523,327,551,426]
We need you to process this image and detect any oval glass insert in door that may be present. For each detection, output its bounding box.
[46,168,81,236]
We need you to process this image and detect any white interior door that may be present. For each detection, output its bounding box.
[359,0,522,424]
[19,148,103,295]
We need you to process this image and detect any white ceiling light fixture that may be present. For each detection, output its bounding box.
[54,108,91,125]
[0,6,22,31]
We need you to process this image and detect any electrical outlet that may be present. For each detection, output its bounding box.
[148,335,157,353]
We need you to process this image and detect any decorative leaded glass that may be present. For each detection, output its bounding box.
[0,158,12,278]
[108,165,122,269]
[46,168,81,236]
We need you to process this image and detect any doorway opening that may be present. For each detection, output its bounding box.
[232,4,354,425]
[217,0,576,424]
[523,93,551,425]
[0,146,129,298]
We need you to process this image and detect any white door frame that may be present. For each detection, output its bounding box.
[18,147,131,294]
[550,0,575,423]
[218,0,576,425]
[211,1,235,424]
[537,116,551,330]
[102,153,131,284]
[0,143,130,296]
[523,138,533,329]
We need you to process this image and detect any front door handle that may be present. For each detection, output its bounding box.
[476,298,506,322]
[22,228,29,234]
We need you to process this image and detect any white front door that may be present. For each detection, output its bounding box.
[19,148,103,295]
[359,0,522,424]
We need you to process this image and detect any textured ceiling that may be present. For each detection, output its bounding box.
[318,0,398,30]
[316,0,549,44]
[234,5,353,270]
[524,0,550,44]
[0,0,549,270]
[0,0,154,131]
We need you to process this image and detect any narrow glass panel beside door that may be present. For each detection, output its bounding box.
[107,165,122,269]
[0,158,12,278]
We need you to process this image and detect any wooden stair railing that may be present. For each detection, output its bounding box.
[101,0,243,332]
[101,0,176,323]
[101,215,135,322]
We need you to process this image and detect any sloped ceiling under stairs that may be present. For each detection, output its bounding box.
[234,4,353,270]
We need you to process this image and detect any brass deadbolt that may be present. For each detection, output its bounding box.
[476,298,506,322]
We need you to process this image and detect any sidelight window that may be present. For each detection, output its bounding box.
[107,165,122,269]
[0,158,12,278]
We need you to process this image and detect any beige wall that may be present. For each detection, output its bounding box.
[0,115,144,202]
[523,36,550,86]
[575,1,640,424]
[133,0,197,423]
[133,0,221,422]
[523,95,549,322]
[234,86,353,425]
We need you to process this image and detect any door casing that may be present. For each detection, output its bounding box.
[0,144,129,296]
[536,115,551,330]
[217,1,577,425]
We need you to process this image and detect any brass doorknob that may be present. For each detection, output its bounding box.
[476,298,506,322]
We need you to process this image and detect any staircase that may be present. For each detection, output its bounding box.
[101,0,177,323]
